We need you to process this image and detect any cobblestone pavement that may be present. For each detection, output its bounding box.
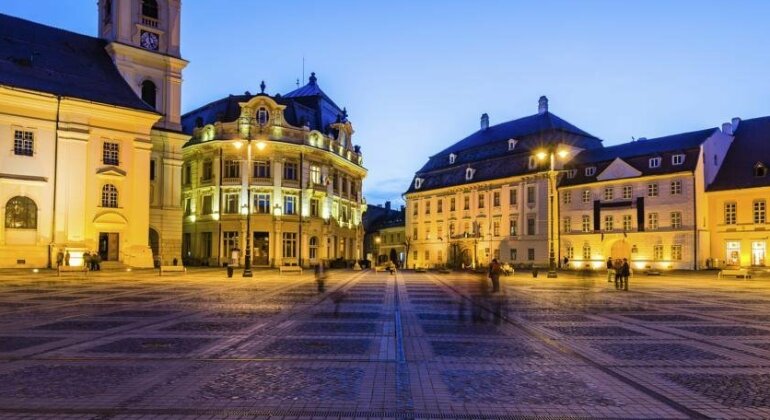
[0,269,770,419]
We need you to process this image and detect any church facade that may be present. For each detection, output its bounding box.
[0,0,186,268]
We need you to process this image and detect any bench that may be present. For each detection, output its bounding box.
[57,265,87,276]
[279,265,303,274]
[718,268,751,279]
[159,265,186,276]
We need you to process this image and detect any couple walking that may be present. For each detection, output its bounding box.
[606,257,630,291]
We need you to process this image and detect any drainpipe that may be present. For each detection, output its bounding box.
[48,95,61,269]
[299,152,304,266]
[217,146,223,266]
[692,172,698,270]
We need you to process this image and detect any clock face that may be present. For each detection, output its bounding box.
[140,31,159,51]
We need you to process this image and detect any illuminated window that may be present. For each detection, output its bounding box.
[101,184,118,208]
[4,196,37,229]
[671,244,683,261]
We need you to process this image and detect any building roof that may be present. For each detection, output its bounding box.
[709,116,770,191]
[363,204,404,233]
[0,13,156,113]
[181,73,346,138]
[560,127,717,187]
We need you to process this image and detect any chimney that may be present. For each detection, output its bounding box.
[385,201,391,210]
[480,113,489,130]
[722,122,733,135]
[538,96,548,114]
[732,117,741,133]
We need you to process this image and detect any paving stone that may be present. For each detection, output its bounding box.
[194,365,364,401]
[746,342,770,351]
[421,323,503,335]
[161,321,251,332]
[260,338,371,355]
[621,314,705,322]
[430,340,541,358]
[107,296,160,302]
[595,343,726,361]
[0,365,151,399]
[0,336,61,352]
[521,313,591,322]
[675,326,770,336]
[87,337,215,354]
[33,320,130,331]
[664,373,770,408]
[733,314,770,322]
[311,311,382,320]
[100,310,178,317]
[546,325,646,337]
[293,322,377,334]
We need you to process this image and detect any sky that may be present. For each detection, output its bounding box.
[3,1,770,206]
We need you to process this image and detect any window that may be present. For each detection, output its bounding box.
[493,191,500,207]
[672,154,685,165]
[149,159,156,181]
[413,250,418,261]
[283,232,297,258]
[493,220,500,236]
[754,200,766,224]
[671,212,682,229]
[101,184,118,208]
[724,202,737,225]
[201,160,213,181]
[448,153,456,164]
[510,189,518,206]
[412,203,418,216]
[478,193,485,209]
[603,187,613,201]
[201,195,212,215]
[670,180,682,195]
[223,231,239,258]
[103,142,119,165]
[284,162,298,180]
[449,222,455,237]
[425,200,431,214]
[582,215,591,232]
[623,215,632,231]
[255,193,270,214]
[424,250,430,261]
[310,198,319,217]
[310,164,321,184]
[450,197,456,211]
[671,244,683,261]
[647,183,659,197]
[565,246,574,259]
[13,130,33,156]
[583,244,591,260]
[413,226,418,240]
[528,156,537,170]
[509,218,518,236]
[648,212,659,230]
[585,167,596,176]
[257,107,269,126]
[224,193,239,214]
[582,190,591,203]
[438,224,444,238]
[141,80,156,108]
[437,199,443,213]
[438,250,444,262]
[4,196,37,229]
[309,236,319,259]
[526,185,535,204]
[562,217,571,233]
[224,159,240,179]
[284,195,297,215]
[526,215,536,235]
[141,0,158,18]
[414,177,423,190]
[567,169,577,179]
[649,157,662,168]
[183,197,191,216]
[463,195,470,210]
[527,248,535,261]
[510,249,518,261]
[562,191,571,204]
[654,245,664,260]
[604,215,614,231]
[508,139,517,151]
[465,167,475,181]
[622,185,632,200]
[754,163,767,177]
[253,160,270,179]
[183,163,191,185]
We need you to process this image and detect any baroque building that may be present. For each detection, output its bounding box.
[362,202,406,266]
[0,0,186,268]
[180,74,366,268]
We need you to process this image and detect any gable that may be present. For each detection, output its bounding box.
[596,158,642,181]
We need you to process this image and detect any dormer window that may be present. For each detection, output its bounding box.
[257,107,269,126]
[585,167,596,177]
[449,153,456,165]
[465,167,476,181]
[508,139,517,151]
[414,177,424,190]
[567,169,577,179]
[755,162,768,177]
[528,156,537,170]
[672,154,685,165]
[649,157,662,168]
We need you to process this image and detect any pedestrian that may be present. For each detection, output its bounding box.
[83,251,91,271]
[489,258,501,293]
[56,250,64,268]
[614,259,623,290]
[606,257,614,283]
[64,251,70,267]
[621,258,630,291]
[563,256,569,269]
[314,264,326,293]
[92,252,101,271]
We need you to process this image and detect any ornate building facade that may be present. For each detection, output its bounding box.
[0,0,186,268]
[363,202,406,266]
[180,75,366,268]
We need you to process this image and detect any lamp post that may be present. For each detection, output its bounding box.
[374,235,381,265]
[239,114,268,278]
[535,146,569,278]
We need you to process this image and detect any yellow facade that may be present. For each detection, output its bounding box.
[707,187,770,268]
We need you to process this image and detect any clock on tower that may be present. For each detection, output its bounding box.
[140,30,159,51]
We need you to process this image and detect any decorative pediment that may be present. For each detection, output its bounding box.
[96,166,127,178]
[596,158,642,181]
[93,211,128,230]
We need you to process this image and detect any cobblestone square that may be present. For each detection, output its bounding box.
[0,268,769,418]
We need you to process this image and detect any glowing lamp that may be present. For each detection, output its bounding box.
[256,141,266,151]
[557,149,569,159]
[234,141,243,149]
[536,151,548,161]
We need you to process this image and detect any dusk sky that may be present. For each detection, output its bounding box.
[3,1,770,206]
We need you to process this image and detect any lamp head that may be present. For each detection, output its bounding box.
[536,151,548,161]
[255,141,266,151]
[557,149,569,159]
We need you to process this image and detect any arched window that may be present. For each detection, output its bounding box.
[5,196,37,229]
[142,0,158,19]
[309,236,319,259]
[102,184,118,208]
[141,80,157,108]
[754,162,767,178]
[257,107,269,126]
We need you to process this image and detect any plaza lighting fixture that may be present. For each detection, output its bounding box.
[533,144,570,278]
[234,140,243,149]
[256,140,266,151]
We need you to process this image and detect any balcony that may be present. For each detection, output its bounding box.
[199,176,214,186]
[141,16,159,28]
[222,177,240,185]
[249,177,272,187]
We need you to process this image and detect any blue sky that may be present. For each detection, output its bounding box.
[3,1,770,206]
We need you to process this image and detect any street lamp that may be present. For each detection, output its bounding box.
[374,235,381,265]
[239,113,268,278]
[535,145,569,278]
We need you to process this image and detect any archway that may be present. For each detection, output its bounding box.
[148,228,160,267]
[610,239,631,260]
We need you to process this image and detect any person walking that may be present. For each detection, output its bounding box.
[83,251,91,271]
[489,258,502,293]
[64,251,70,267]
[563,256,569,269]
[621,258,631,291]
[56,250,64,268]
[606,257,614,283]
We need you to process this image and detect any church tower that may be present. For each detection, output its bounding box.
[99,0,188,266]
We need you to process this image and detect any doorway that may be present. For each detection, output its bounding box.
[253,232,270,266]
[148,228,160,267]
[610,239,631,260]
[99,232,119,261]
[752,241,765,266]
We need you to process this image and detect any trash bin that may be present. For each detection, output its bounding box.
[227,265,234,278]
[532,268,539,278]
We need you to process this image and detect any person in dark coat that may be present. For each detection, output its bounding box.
[489,259,502,293]
[606,257,614,283]
[621,258,631,291]
[614,259,623,290]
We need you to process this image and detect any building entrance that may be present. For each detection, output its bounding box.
[610,239,631,260]
[752,241,765,266]
[253,232,269,266]
[99,232,119,261]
